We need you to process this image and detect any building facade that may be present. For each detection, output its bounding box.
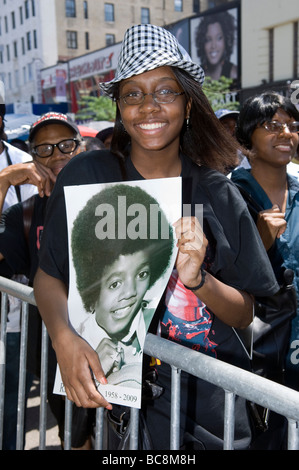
[240,0,299,102]
[0,0,203,104]
[2,0,297,112]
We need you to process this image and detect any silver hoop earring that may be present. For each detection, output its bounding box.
[120,119,127,133]
[186,116,190,129]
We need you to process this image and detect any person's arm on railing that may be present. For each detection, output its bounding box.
[34,267,112,410]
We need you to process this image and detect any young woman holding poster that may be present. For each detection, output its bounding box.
[34,24,278,450]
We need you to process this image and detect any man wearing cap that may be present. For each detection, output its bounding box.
[215,108,239,138]
[215,108,251,173]
[0,112,86,449]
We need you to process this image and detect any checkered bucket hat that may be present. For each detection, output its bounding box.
[100,24,205,98]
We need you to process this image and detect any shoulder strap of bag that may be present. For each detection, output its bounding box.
[3,143,22,203]
[235,183,263,213]
[234,183,264,223]
[22,195,35,244]
[2,143,35,242]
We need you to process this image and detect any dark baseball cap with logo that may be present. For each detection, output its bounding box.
[29,112,80,142]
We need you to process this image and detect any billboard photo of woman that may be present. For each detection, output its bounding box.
[191,7,239,81]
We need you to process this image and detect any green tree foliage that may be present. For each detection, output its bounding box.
[75,95,116,121]
[75,77,239,120]
[202,76,239,111]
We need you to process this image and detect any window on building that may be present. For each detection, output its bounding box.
[11,11,16,29]
[193,0,200,12]
[32,0,36,16]
[85,31,89,50]
[141,7,150,24]
[13,40,18,58]
[207,0,227,8]
[8,72,12,90]
[6,44,10,61]
[105,33,115,46]
[15,70,20,89]
[4,16,8,33]
[19,6,23,24]
[83,1,88,19]
[269,28,274,82]
[28,62,33,81]
[294,21,298,78]
[105,3,115,22]
[22,37,25,54]
[25,1,29,19]
[33,29,37,48]
[23,66,27,84]
[67,30,78,49]
[66,0,76,18]
[174,0,183,12]
[27,31,32,50]
[0,51,3,64]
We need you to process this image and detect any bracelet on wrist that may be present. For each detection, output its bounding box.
[183,268,206,292]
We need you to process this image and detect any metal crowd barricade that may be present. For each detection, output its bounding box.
[1,275,299,450]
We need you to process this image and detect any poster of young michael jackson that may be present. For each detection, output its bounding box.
[53,177,181,408]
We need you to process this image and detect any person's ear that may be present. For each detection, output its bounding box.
[185,98,192,120]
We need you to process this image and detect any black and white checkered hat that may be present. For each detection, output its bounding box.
[100,24,205,98]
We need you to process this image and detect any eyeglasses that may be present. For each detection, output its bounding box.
[263,121,299,134]
[32,138,80,158]
[119,90,185,106]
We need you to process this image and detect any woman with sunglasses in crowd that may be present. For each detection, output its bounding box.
[231,92,299,448]
[232,92,299,383]
[34,25,279,450]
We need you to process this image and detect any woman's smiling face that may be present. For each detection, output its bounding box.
[117,66,191,157]
[204,22,226,66]
[251,108,299,168]
[94,251,151,339]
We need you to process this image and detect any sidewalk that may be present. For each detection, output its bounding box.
[24,379,61,450]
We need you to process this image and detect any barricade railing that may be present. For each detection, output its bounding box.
[0,276,299,450]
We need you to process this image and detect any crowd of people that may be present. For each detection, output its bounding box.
[0,23,299,451]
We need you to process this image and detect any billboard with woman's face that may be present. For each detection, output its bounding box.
[190,3,240,82]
